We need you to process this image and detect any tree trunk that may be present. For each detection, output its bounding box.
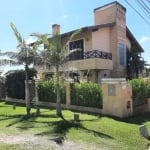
[56,65,61,116]
[25,64,31,116]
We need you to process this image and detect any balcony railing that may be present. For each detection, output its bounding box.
[66,50,112,61]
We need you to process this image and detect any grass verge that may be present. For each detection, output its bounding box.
[0,102,149,150]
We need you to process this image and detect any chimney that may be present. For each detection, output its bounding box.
[52,24,60,35]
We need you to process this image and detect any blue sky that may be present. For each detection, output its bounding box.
[0,0,150,72]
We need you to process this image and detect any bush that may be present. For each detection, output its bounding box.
[0,77,6,99]
[37,80,66,104]
[71,82,103,108]
[5,69,37,99]
[128,78,150,106]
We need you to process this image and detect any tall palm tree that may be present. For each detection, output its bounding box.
[7,22,42,115]
[31,29,81,116]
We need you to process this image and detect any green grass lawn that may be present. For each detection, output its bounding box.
[0,101,149,150]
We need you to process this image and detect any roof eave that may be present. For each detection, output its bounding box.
[126,27,144,52]
[61,22,115,38]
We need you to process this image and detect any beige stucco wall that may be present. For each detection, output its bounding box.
[94,4,117,25]
[65,58,113,71]
[94,2,127,78]
[101,79,133,118]
[109,26,118,71]
[92,28,110,52]
[37,58,113,74]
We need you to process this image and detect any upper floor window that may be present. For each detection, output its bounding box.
[118,43,126,66]
[69,39,84,51]
[68,39,84,60]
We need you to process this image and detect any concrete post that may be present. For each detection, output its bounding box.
[65,82,71,108]
[34,79,40,115]
[34,79,39,105]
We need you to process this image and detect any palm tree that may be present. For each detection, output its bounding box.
[31,29,81,116]
[7,22,42,115]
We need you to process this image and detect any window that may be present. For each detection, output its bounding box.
[69,39,84,51]
[68,39,84,60]
[118,43,126,66]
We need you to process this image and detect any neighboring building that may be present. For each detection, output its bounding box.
[36,1,144,83]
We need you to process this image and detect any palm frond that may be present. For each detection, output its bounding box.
[30,32,50,38]
[30,33,51,51]
[10,22,23,44]
[69,29,81,41]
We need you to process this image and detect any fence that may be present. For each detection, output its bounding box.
[5,78,150,118]
[35,79,133,118]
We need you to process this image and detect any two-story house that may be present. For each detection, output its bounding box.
[37,1,144,83]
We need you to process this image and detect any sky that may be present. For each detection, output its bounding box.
[0,0,150,73]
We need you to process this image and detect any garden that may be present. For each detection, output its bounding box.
[0,101,150,150]
[2,71,150,150]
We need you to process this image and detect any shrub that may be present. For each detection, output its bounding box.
[37,80,66,104]
[70,82,103,108]
[0,77,6,99]
[5,69,37,99]
[128,78,150,106]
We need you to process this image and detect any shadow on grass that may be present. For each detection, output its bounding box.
[37,114,58,118]
[36,115,113,140]
[2,111,61,131]
[0,114,24,122]
[0,105,12,108]
[109,112,150,125]
[6,113,37,127]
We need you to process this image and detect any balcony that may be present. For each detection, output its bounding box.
[67,50,112,61]
[66,50,113,70]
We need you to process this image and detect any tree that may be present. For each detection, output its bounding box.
[126,46,145,79]
[6,22,41,115]
[5,68,37,99]
[31,28,81,116]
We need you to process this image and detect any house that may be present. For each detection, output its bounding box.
[37,1,144,83]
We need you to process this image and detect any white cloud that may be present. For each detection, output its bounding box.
[139,36,150,44]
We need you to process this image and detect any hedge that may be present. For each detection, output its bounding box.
[5,69,37,99]
[129,78,150,106]
[70,82,103,108]
[37,80,66,104]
